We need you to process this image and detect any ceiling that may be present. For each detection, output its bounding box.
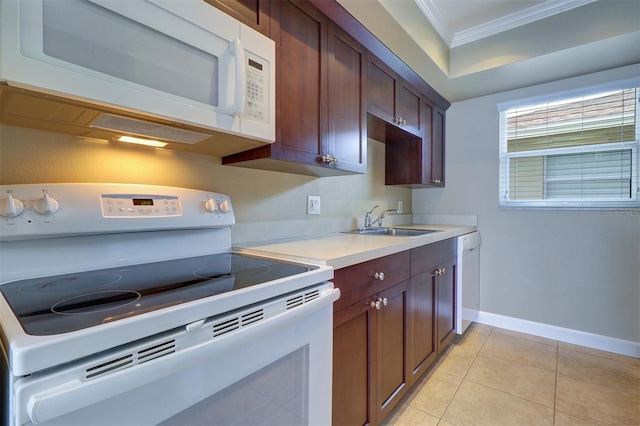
[337,0,640,103]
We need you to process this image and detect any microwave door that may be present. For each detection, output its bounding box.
[87,0,243,124]
[9,0,242,132]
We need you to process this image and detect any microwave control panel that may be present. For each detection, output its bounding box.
[244,51,269,124]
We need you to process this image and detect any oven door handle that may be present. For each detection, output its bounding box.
[23,288,340,424]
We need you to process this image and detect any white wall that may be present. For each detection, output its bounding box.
[413,65,640,343]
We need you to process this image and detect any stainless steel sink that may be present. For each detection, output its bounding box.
[343,228,441,237]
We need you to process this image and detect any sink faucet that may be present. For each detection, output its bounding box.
[363,205,399,229]
[364,205,379,228]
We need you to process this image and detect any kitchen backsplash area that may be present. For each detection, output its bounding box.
[0,123,413,243]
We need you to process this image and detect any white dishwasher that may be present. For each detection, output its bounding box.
[456,232,481,334]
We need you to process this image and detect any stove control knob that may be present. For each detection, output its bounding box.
[204,199,218,213]
[218,199,231,214]
[0,194,25,218]
[33,193,60,215]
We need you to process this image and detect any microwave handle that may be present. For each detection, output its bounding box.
[229,39,246,116]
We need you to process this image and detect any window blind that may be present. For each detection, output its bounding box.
[499,86,639,209]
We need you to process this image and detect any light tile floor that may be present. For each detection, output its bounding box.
[382,324,640,426]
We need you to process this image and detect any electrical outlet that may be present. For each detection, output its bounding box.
[307,195,321,215]
[397,200,403,214]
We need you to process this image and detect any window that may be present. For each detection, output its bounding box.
[498,83,640,209]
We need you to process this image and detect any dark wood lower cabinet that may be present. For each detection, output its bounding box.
[436,258,457,352]
[332,239,458,425]
[376,281,410,421]
[332,280,409,426]
[333,302,374,426]
[409,270,437,380]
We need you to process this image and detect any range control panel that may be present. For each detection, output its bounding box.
[101,194,182,217]
[0,184,235,241]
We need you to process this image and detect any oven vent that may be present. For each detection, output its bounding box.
[213,317,240,337]
[86,354,133,379]
[138,340,176,364]
[84,339,176,380]
[241,309,264,326]
[212,308,265,338]
[304,289,320,302]
[286,289,320,310]
[286,294,304,309]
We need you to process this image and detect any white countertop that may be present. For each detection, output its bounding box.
[234,224,476,269]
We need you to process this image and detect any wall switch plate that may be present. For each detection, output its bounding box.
[397,200,403,214]
[307,195,321,215]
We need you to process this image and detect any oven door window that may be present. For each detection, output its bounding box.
[160,346,309,425]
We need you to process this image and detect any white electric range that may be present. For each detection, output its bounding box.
[0,183,338,426]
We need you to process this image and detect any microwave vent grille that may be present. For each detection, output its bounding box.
[91,113,210,144]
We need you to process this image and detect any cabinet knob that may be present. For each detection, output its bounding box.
[369,297,387,310]
[432,179,441,184]
[319,155,339,165]
[373,272,385,281]
[433,268,443,276]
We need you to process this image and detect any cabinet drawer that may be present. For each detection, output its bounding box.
[411,238,457,275]
[333,251,410,311]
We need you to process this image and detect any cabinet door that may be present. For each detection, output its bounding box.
[409,270,437,382]
[326,22,366,173]
[272,0,327,164]
[367,56,397,126]
[436,258,456,353]
[376,280,410,421]
[333,301,375,426]
[204,0,271,35]
[430,106,446,186]
[397,81,422,136]
[367,55,421,138]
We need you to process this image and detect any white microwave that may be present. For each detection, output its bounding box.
[0,0,275,146]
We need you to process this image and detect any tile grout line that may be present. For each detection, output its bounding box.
[437,325,494,426]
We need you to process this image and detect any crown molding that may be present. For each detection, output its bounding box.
[415,0,598,48]
[414,0,454,46]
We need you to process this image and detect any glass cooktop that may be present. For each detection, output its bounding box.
[0,253,317,336]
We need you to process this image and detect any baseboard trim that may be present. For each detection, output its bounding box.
[476,311,640,358]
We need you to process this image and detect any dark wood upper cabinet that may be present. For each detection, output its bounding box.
[204,0,271,35]
[216,0,448,182]
[222,0,366,176]
[384,98,446,187]
[367,54,422,138]
[326,22,367,174]
[430,105,446,186]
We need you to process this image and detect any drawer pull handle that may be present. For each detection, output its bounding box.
[373,272,385,281]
